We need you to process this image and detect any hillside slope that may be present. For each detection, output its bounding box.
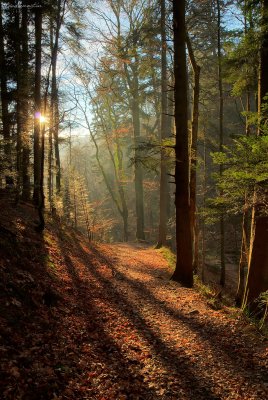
[0,194,268,400]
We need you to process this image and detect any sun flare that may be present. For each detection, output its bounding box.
[35,112,46,123]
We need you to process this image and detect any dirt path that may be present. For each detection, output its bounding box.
[56,238,268,400]
[100,243,268,399]
[1,231,268,400]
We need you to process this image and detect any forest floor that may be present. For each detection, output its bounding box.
[0,194,268,400]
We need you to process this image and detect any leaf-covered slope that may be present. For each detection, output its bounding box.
[0,192,268,399]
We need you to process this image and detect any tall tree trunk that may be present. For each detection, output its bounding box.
[132,68,145,241]
[21,5,31,201]
[52,33,61,195]
[0,2,11,171]
[166,85,174,223]
[171,0,193,287]
[15,5,22,193]
[236,0,254,306]
[33,7,42,205]
[48,103,53,207]
[37,62,51,232]
[51,0,66,196]
[123,55,145,241]
[257,0,268,125]
[115,149,129,242]
[48,0,66,204]
[187,34,201,273]
[48,23,54,208]
[243,0,268,311]
[37,121,45,232]
[156,0,169,248]
[236,91,251,304]
[216,0,225,287]
[201,131,207,283]
[16,3,30,200]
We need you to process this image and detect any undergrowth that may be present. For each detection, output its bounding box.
[156,246,176,271]
[194,275,223,310]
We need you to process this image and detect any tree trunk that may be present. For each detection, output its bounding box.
[244,204,268,309]
[258,0,268,125]
[156,0,169,248]
[236,3,254,306]
[124,58,145,241]
[51,0,65,195]
[123,211,129,242]
[216,0,225,287]
[47,22,54,208]
[171,0,193,288]
[33,8,42,205]
[132,70,145,241]
[15,4,30,200]
[48,100,53,207]
[187,34,201,273]
[236,209,249,306]
[201,131,207,283]
[48,0,66,204]
[243,0,268,311]
[37,121,45,232]
[52,39,61,195]
[15,6,22,193]
[21,4,31,201]
[0,2,11,169]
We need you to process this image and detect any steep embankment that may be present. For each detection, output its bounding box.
[0,194,268,399]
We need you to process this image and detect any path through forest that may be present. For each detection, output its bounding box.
[1,223,268,399]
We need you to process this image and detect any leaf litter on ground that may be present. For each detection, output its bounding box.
[0,198,268,399]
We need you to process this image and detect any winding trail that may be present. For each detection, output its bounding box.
[53,235,268,400]
[1,226,268,399]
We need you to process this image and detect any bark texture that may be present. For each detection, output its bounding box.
[187,34,201,273]
[33,8,42,205]
[171,0,193,287]
[0,2,11,167]
[244,0,268,310]
[157,0,169,248]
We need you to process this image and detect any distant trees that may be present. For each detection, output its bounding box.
[66,0,166,242]
[63,167,92,241]
[70,71,130,242]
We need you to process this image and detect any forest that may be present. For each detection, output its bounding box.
[0,0,268,399]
